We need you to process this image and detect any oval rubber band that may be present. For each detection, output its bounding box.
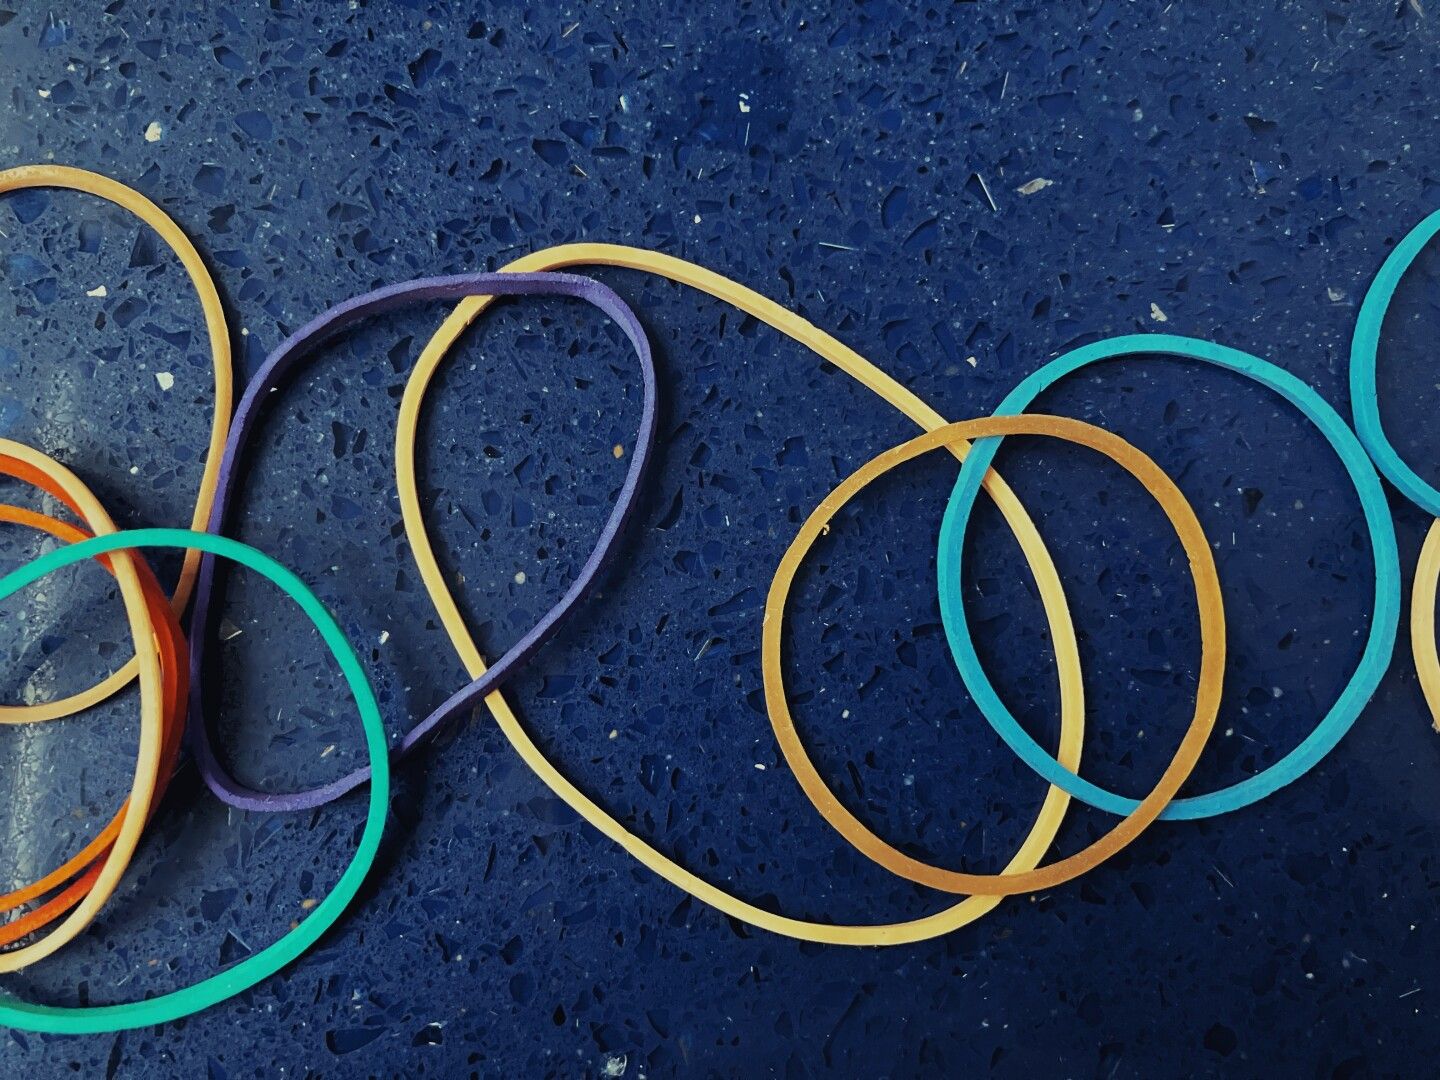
[765,414,1224,894]
[939,333,1400,820]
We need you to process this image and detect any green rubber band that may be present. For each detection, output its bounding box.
[0,528,388,1035]
[1350,206,1440,516]
[937,333,1400,820]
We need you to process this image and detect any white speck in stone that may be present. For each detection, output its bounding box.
[155,371,175,390]
[86,284,107,297]
[601,1053,628,1077]
[1149,303,1168,323]
[144,121,163,143]
[693,213,701,224]
[514,571,526,585]
[37,88,50,99]
[965,355,978,367]
[754,763,766,770]
[1015,177,1053,195]
[379,630,390,645]
[738,93,751,113]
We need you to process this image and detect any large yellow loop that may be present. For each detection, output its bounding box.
[393,245,1087,943]
[0,165,232,722]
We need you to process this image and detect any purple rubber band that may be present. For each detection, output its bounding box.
[188,272,657,812]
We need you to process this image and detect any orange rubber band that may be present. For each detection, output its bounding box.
[763,415,1226,895]
[0,442,172,968]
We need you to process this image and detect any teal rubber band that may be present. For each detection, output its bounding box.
[0,528,389,1035]
[1350,207,1440,515]
[937,333,1400,820]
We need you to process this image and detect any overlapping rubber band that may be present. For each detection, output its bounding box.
[939,334,1400,820]
[1350,211,1440,730]
[0,165,232,723]
[764,414,1225,895]
[0,527,388,1035]
[393,245,1098,942]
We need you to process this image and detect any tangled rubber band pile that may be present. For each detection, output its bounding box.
[0,163,1434,1035]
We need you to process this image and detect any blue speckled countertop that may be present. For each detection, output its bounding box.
[2,2,1440,1076]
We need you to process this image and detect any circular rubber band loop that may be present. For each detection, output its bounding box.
[0,164,233,723]
[766,414,1224,893]
[0,441,163,971]
[394,246,1089,942]
[187,272,658,811]
[0,527,388,1035]
[1350,206,1440,516]
[939,333,1400,820]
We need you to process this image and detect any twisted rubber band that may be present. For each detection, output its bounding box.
[1349,213,1440,730]
[765,414,1224,894]
[0,440,164,972]
[939,334,1400,819]
[394,245,1090,943]
[0,527,388,1035]
[187,272,658,811]
[0,164,233,723]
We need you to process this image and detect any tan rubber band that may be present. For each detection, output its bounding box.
[394,246,1089,942]
[1410,518,1440,732]
[0,164,232,723]
[765,415,1226,895]
[0,438,165,970]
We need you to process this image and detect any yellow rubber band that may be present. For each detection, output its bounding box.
[0,164,232,723]
[1411,518,1440,732]
[0,438,164,970]
[395,245,1087,943]
[765,415,1225,895]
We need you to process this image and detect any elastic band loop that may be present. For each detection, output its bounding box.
[1410,519,1440,731]
[1350,207,1440,516]
[0,165,233,723]
[0,527,388,1035]
[0,441,164,971]
[187,272,657,811]
[766,414,1224,894]
[393,246,1089,942]
[939,333,1400,820]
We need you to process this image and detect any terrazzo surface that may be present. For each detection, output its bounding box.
[1,1,1439,1076]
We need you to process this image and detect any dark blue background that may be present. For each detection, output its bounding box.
[2,1,1439,1076]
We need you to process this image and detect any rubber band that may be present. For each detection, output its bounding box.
[0,441,164,971]
[1410,520,1440,731]
[1350,206,1440,516]
[0,497,187,949]
[766,414,1224,893]
[0,527,388,1035]
[939,334,1400,820]
[0,164,233,723]
[1349,214,1440,732]
[393,245,1091,943]
[186,272,658,811]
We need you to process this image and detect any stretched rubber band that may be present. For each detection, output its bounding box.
[940,333,1400,820]
[767,414,1224,893]
[0,527,388,1035]
[394,245,1090,943]
[0,164,233,723]
[0,441,163,971]
[187,272,658,811]
[0,496,187,949]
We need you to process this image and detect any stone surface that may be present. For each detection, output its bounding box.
[0,1,1438,1076]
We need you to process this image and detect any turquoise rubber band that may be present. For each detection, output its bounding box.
[937,333,1400,820]
[0,528,388,1034]
[1351,207,1440,515]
